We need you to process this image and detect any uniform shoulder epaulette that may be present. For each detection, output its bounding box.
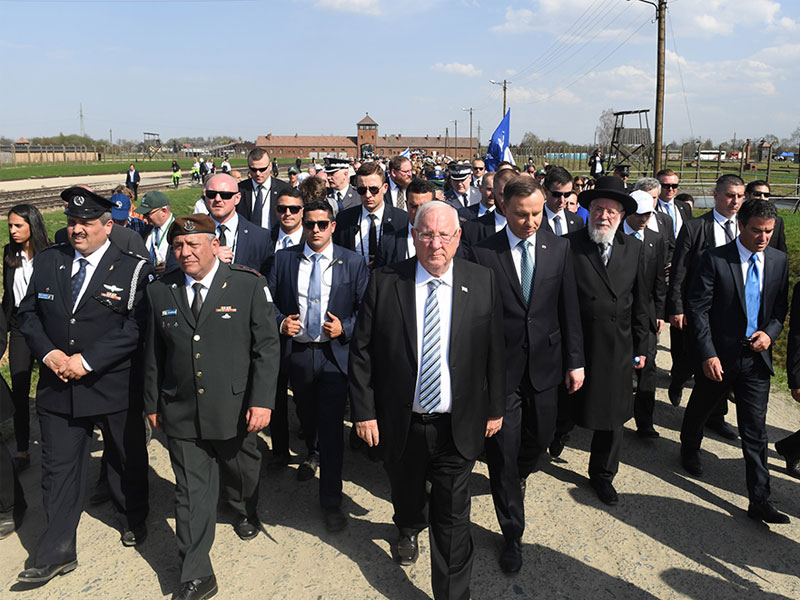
[42,242,69,252]
[230,264,260,276]
[122,249,149,261]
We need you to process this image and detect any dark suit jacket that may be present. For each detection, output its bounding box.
[655,197,692,229]
[460,212,499,261]
[788,281,800,390]
[666,210,721,316]
[125,170,140,187]
[18,242,152,418]
[229,215,274,277]
[472,229,584,395]
[445,187,481,210]
[0,310,12,421]
[563,228,650,429]
[332,204,409,263]
[330,184,361,211]
[55,223,149,259]
[2,245,22,321]
[267,243,369,374]
[374,223,412,268]
[457,203,487,222]
[143,262,280,440]
[637,228,668,329]
[540,209,585,236]
[687,242,788,375]
[237,177,291,228]
[348,258,505,464]
[769,215,787,253]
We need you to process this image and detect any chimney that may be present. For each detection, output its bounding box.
[266,134,271,140]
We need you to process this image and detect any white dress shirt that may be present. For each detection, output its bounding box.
[658,199,684,235]
[276,227,303,251]
[251,178,273,228]
[646,211,660,234]
[494,211,507,232]
[388,177,400,206]
[623,221,646,239]
[12,250,33,308]
[735,238,764,293]
[193,198,209,215]
[294,242,334,343]
[505,228,537,284]
[72,240,111,311]
[405,224,416,259]
[712,209,737,248]
[355,203,385,260]
[413,261,453,414]
[211,212,239,254]
[544,205,568,236]
[477,203,494,217]
[185,258,220,306]
[145,215,174,264]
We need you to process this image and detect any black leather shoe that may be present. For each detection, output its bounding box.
[267,452,290,470]
[706,420,738,440]
[590,479,618,506]
[17,560,78,583]
[499,538,522,574]
[121,522,147,547]
[0,512,16,540]
[747,500,790,524]
[234,517,259,541]
[297,453,319,482]
[548,433,569,458]
[782,456,800,479]
[681,451,703,476]
[636,426,660,439]
[395,534,419,566]
[89,479,112,506]
[322,506,348,532]
[172,575,218,600]
[667,383,682,407]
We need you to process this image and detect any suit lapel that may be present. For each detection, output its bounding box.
[450,261,467,349]
[580,232,614,293]
[289,248,302,311]
[168,274,195,325]
[75,244,119,313]
[395,261,418,364]
[57,246,74,314]
[196,263,232,328]
[726,243,747,314]
[498,236,526,307]
[759,248,775,325]
[605,233,626,291]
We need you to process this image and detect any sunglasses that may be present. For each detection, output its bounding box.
[472,166,485,171]
[303,220,331,231]
[356,186,382,196]
[750,191,770,198]
[276,205,303,214]
[661,183,679,190]
[205,190,237,200]
[548,190,574,199]
[249,165,270,173]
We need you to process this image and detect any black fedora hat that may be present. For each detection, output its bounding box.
[578,176,636,214]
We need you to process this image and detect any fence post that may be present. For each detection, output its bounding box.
[716,146,722,179]
[679,143,687,179]
[766,146,772,185]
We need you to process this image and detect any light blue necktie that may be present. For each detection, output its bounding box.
[745,254,760,337]
[553,215,563,236]
[664,203,676,235]
[631,231,642,240]
[307,254,322,340]
[519,240,533,303]
[419,280,442,413]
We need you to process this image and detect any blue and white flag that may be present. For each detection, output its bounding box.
[485,109,515,171]
[400,147,411,158]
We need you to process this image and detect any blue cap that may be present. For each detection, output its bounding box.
[110,193,131,220]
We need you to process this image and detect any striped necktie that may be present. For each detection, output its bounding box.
[419,279,443,413]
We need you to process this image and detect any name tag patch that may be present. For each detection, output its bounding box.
[215,306,237,313]
[161,309,178,316]
[38,293,54,301]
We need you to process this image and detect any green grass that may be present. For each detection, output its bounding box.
[0,158,250,181]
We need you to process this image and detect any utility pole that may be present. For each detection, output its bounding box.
[451,120,458,160]
[635,0,667,174]
[445,127,449,158]
[462,108,474,158]
[80,103,85,137]
[489,80,511,117]
[477,122,481,156]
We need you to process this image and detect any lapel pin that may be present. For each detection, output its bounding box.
[59,265,66,270]
[222,281,228,289]
[541,244,547,249]
[109,265,114,271]
[171,283,177,288]
[461,286,469,293]
[244,229,249,234]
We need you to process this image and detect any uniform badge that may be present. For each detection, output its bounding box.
[215,306,237,313]
[38,293,54,301]
[184,220,196,232]
[104,284,124,293]
[162,309,178,316]
[74,196,85,206]
[461,286,469,293]
[221,314,232,319]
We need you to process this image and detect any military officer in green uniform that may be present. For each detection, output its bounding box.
[144,214,280,600]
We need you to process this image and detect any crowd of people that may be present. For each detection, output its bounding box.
[0,146,798,600]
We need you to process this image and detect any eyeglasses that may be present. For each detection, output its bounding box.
[472,166,485,172]
[249,165,270,173]
[276,205,302,214]
[356,186,382,196]
[416,231,457,244]
[749,191,770,198]
[205,190,237,200]
[303,220,330,231]
[661,183,679,190]
[548,190,574,199]
[397,169,413,176]
[590,206,620,217]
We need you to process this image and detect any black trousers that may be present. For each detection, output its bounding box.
[385,415,474,600]
[35,405,148,566]
[486,379,556,541]
[9,311,35,453]
[634,330,658,429]
[669,325,693,387]
[775,430,800,458]
[289,342,346,508]
[588,427,624,483]
[680,351,772,502]
[269,369,290,457]
[168,435,252,582]
[218,431,260,520]
[0,440,25,514]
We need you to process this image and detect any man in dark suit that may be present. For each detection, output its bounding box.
[667,174,745,438]
[144,215,280,599]
[375,179,435,268]
[459,168,514,260]
[471,158,486,189]
[205,173,274,276]
[349,200,505,600]
[333,161,408,267]
[0,310,25,540]
[237,147,291,230]
[745,180,788,253]
[680,199,790,524]
[384,154,413,210]
[270,188,305,252]
[472,176,584,574]
[776,280,800,479]
[559,176,650,505]
[540,166,585,236]
[17,188,151,584]
[445,161,481,210]
[655,168,692,238]
[459,172,495,222]
[268,200,369,530]
[125,164,140,201]
[624,191,668,437]
[325,157,361,212]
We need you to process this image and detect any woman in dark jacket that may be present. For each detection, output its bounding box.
[2,204,51,471]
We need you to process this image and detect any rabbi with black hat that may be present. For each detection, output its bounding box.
[16,186,153,584]
[554,176,650,506]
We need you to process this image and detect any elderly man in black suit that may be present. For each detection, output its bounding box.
[472,176,584,573]
[559,176,650,505]
[776,280,800,479]
[680,198,789,523]
[237,147,291,230]
[17,188,152,584]
[325,157,360,212]
[540,166,584,236]
[375,179,436,268]
[349,200,505,600]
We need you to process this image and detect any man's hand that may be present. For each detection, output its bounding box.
[356,420,380,447]
[791,389,800,403]
[565,368,585,394]
[281,314,302,336]
[246,407,271,432]
[633,355,646,370]
[485,417,503,438]
[322,312,343,338]
[669,314,686,329]
[147,413,162,431]
[748,331,771,353]
[217,246,235,263]
[60,353,89,380]
[43,349,70,382]
[702,357,724,382]
[656,318,665,334]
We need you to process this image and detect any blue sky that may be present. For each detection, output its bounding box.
[1,0,798,146]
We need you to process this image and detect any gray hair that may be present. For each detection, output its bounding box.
[634,177,660,194]
[414,200,460,231]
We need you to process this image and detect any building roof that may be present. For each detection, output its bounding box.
[357,114,378,126]
[15,137,30,144]
[256,134,357,148]
[379,135,478,149]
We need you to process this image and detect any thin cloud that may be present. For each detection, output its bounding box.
[314,0,383,16]
[432,62,483,77]
[490,6,537,34]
